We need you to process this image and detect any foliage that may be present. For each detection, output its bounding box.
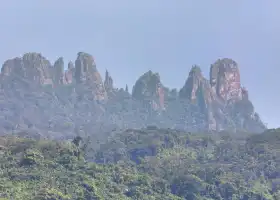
[1,128,280,199]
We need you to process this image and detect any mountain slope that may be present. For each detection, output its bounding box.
[0,52,266,139]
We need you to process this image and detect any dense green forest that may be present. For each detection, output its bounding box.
[1,127,280,199]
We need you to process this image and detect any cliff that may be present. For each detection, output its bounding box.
[0,52,266,138]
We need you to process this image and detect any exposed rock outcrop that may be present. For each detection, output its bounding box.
[179,66,217,130]
[132,71,165,110]
[64,61,75,84]
[179,59,265,132]
[241,87,249,100]
[0,52,266,137]
[1,53,53,87]
[210,58,242,103]
[125,84,129,93]
[74,52,95,83]
[104,70,114,92]
[53,57,64,85]
[180,65,213,104]
[74,52,107,101]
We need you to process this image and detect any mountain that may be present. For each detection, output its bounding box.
[0,52,266,139]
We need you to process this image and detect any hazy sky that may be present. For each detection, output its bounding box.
[0,1,280,128]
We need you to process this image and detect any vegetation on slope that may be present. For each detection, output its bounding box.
[1,128,280,199]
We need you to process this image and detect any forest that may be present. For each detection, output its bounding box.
[1,127,280,200]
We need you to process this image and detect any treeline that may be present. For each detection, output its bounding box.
[1,128,280,199]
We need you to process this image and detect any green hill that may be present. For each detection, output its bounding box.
[1,128,280,199]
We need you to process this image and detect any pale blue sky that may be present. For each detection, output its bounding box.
[0,0,280,128]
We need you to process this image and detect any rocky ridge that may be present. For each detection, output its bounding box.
[0,52,266,139]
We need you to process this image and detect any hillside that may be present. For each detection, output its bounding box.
[0,52,266,139]
[1,127,280,199]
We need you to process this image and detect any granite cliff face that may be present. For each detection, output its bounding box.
[53,57,65,85]
[104,70,114,92]
[132,71,165,110]
[1,53,53,88]
[210,58,242,102]
[180,66,213,104]
[64,62,75,85]
[0,52,266,138]
[74,52,107,101]
[179,58,265,132]
[179,66,217,130]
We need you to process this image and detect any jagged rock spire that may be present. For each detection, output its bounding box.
[210,58,242,102]
[74,52,107,100]
[0,52,266,133]
[125,84,128,93]
[1,52,53,86]
[132,70,165,110]
[104,70,114,92]
[63,61,75,85]
[53,57,64,85]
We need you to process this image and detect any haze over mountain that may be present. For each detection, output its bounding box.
[1,1,280,128]
[0,52,265,139]
[1,2,280,199]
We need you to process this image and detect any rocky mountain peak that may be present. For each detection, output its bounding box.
[68,61,74,70]
[74,52,97,83]
[63,61,75,85]
[210,58,242,102]
[74,52,107,100]
[125,84,129,93]
[104,70,114,92]
[1,57,22,76]
[132,70,165,110]
[178,59,265,132]
[241,87,249,100]
[0,52,266,135]
[190,65,203,76]
[1,52,53,87]
[53,57,64,85]
[179,65,211,102]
